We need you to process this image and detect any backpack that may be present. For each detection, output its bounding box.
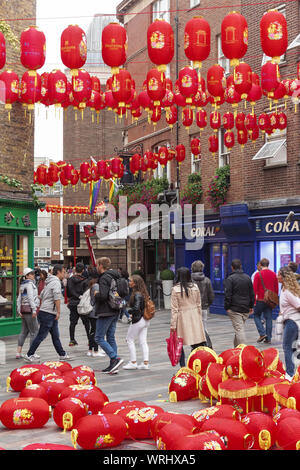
[77,288,93,316]
[143,297,156,321]
[107,277,123,311]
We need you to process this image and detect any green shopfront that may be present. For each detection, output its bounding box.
[0,197,37,337]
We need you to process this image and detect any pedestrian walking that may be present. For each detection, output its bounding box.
[37,270,47,296]
[288,261,300,284]
[118,268,131,323]
[251,261,261,283]
[94,257,124,374]
[191,260,214,349]
[23,265,71,362]
[277,266,300,381]
[87,273,105,358]
[170,267,206,368]
[123,274,151,370]
[253,258,279,344]
[16,268,40,359]
[224,259,255,348]
[66,262,89,347]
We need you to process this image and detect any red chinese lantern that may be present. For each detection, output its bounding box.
[261,61,280,101]
[221,12,248,66]
[210,111,221,132]
[20,71,42,110]
[0,32,5,69]
[260,10,288,63]
[245,113,257,136]
[224,130,235,150]
[147,68,166,106]
[196,109,207,131]
[193,85,208,109]
[277,111,287,131]
[131,105,142,121]
[0,70,19,116]
[148,152,158,170]
[40,72,52,107]
[158,147,169,167]
[225,85,242,112]
[112,69,132,109]
[36,164,48,185]
[273,81,286,105]
[182,106,194,130]
[97,160,107,178]
[207,64,225,107]
[80,162,91,184]
[48,163,60,184]
[178,66,199,105]
[247,83,262,113]
[61,25,87,72]
[111,157,123,178]
[235,112,246,130]
[102,22,127,74]
[190,138,201,158]
[269,111,279,131]
[175,144,186,165]
[249,125,259,143]
[72,69,92,110]
[166,104,177,128]
[70,169,79,187]
[208,134,218,156]
[105,89,118,110]
[150,105,162,125]
[174,80,186,107]
[223,112,234,130]
[20,26,46,70]
[47,69,67,106]
[233,62,252,99]
[147,19,174,73]
[138,89,152,112]
[237,128,248,148]
[130,154,141,175]
[184,16,210,69]
[60,170,70,188]
[162,89,174,110]
[91,76,101,92]
[258,112,271,133]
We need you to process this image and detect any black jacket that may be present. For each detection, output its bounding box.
[128,292,145,324]
[224,270,255,313]
[67,275,88,307]
[94,269,121,317]
[191,272,215,309]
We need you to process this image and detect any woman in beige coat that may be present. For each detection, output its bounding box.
[170,267,206,367]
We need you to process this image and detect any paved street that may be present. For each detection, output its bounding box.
[0,306,284,450]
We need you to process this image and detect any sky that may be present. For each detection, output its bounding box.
[34,0,120,164]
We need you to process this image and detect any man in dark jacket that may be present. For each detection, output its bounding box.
[67,262,89,347]
[94,257,124,374]
[191,260,214,349]
[224,259,255,348]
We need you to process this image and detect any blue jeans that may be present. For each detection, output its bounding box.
[283,319,298,377]
[27,310,65,357]
[254,301,273,340]
[95,315,118,360]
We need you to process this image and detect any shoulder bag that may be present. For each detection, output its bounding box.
[259,271,279,309]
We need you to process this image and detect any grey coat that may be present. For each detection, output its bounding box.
[17,279,39,315]
[191,272,215,309]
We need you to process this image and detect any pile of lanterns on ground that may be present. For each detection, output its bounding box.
[0,10,298,155]
[1,344,300,450]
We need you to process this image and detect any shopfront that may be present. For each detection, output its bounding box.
[175,203,300,316]
[0,196,37,337]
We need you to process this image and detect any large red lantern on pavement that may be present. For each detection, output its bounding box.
[0,32,6,69]
[260,10,288,63]
[61,25,87,73]
[112,69,132,110]
[72,69,92,110]
[233,62,252,99]
[178,66,199,105]
[184,17,211,69]
[21,26,46,70]
[48,69,68,106]
[221,12,248,66]
[0,70,19,115]
[147,68,166,106]
[102,22,127,75]
[207,64,225,107]
[147,19,174,73]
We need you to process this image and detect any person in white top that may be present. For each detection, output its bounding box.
[251,261,261,283]
[278,266,300,381]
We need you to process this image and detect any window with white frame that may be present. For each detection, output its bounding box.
[34,247,51,258]
[35,227,51,237]
[190,0,201,8]
[264,127,287,167]
[153,143,171,182]
[217,34,230,75]
[34,248,39,258]
[152,0,170,22]
[219,128,230,167]
[261,5,286,66]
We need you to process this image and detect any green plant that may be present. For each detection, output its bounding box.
[160,269,175,281]
[206,165,230,210]
[31,184,45,208]
[0,174,23,190]
[0,21,20,51]
[181,173,203,206]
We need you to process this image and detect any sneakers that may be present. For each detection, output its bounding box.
[59,354,72,361]
[123,361,138,370]
[102,357,124,374]
[87,351,93,357]
[92,350,106,357]
[137,363,150,370]
[16,353,23,359]
[23,354,36,363]
[263,338,271,344]
[257,335,267,343]
[69,340,78,347]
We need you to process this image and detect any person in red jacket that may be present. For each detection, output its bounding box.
[253,257,279,343]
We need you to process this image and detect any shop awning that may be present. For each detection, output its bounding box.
[98,218,160,243]
[252,139,286,161]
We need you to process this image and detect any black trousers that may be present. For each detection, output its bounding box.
[179,341,207,368]
[69,305,90,343]
[88,317,98,351]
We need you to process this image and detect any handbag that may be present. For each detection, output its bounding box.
[259,271,279,309]
[166,330,183,367]
[21,304,32,314]
[143,297,156,321]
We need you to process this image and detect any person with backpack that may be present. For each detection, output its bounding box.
[86,271,105,358]
[94,257,124,374]
[66,262,89,347]
[123,274,154,370]
[191,260,214,349]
